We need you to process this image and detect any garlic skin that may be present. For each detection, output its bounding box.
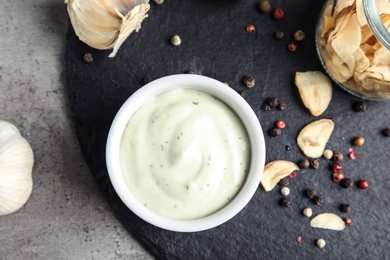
[0,121,34,216]
[65,0,150,58]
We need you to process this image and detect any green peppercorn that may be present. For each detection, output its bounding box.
[306,188,316,198]
[340,204,351,213]
[293,30,305,41]
[171,35,181,46]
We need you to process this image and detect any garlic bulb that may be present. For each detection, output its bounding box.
[0,120,34,215]
[65,0,150,58]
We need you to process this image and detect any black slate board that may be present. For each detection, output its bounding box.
[65,0,390,259]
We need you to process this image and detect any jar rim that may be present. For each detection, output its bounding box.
[363,0,390,50]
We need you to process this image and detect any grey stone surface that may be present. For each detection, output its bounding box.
[0,1,152,259]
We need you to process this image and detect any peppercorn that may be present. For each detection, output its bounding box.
[341,178,354,188]
[246,25,255,33]
[83,52,93,63]
[323,149,333,160]
[273,8,284,20]
[141,75,152,85]
[171,35,181,46]
[270,127,282,137]
[312,195,323,205]
[383,128,390,136]
[332,172,345,183]
[293,30,305,41]
[280,187,290,196]
[276,120,286,129]
[345,217,353,226]
[277,100,287,110]
[353,136,365,146]
[274,30,284,40]
[349,148,359,160]
[153,0,164,4]
[285,145,292,151]
[329,161,342,172]
[184,69,196,74]
[243,75,255,88]
[333,151,344,161]
[262,103,271,111]
[316,238,326,248]
[259,0,271,13]
[354,101,367,112]
[309,159,320,169]
[239,90,246,98]
[306,188,317,198]
[303,207,313,217]
[278,177,289,186]
[280,197,292,207]
[358,179,368,189]
[340,204,351,213]
[289,172,297,179]
[267,97,279,107]
[288,41,298,52]
[299,159,310,169]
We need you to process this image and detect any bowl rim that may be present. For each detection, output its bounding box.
[106,74,266,232]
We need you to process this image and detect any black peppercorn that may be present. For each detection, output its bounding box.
[285,145,292,151]
[270,127,282,137]
[383,128,390,137]
[333,151,344,161]
[310,159,320,169]
[184,69,196,74]
[262,103,271,111]
[299,159,310,169]
[83,52,93,63]
[238,90,246,98]
[280,197,292,207]
[278,177,289,187]
[312,195,323,205]
[340,204,351,213]
[341,178,354,188]
[267,97,279,107]
[243,75,255,88]
[306,188,317,198]
[274,30,284,40]
[277,100,287,110]
[354,101,367,112]
[141,75,152,85]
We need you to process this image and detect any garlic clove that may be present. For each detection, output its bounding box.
[66,0,150,58]
[0,121,34,216]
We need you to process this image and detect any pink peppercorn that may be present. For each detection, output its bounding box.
[276,120,286,129]
[358,179,368,189]
[246,25,255,32]
[332,172,345,183]
[288,41,297,52]
[273,8,284,20]
[345,217,353,226]
[289,171,297,179]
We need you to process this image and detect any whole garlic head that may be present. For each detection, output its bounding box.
[0,121,34,215]
[65,0,150,58]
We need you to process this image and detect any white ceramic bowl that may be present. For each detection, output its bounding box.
[106,74,266,232]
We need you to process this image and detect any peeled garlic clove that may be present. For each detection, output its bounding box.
[297,119,334,159]
[310,213,346,231]
[65,0,150,58]
[260,160,299,192]
[0,121,34,215]
[295,71,332,116]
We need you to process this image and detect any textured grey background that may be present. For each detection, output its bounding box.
[65,0,390,259]
[0,0,152,259]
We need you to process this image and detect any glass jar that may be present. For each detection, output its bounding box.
[316,0,390,99]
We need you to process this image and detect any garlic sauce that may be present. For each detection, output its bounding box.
[120,88,250,219]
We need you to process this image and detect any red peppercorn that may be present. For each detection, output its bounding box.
[330,162,343,172]
[288,41,297,52]
[246,24,255,32]
[273,8,284,20]
[332,172,345,183]
[289,171,297,178]
[297,236,302,244]
[358,179,368,189]
[276,120,286,129]
[345,217,353,226]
